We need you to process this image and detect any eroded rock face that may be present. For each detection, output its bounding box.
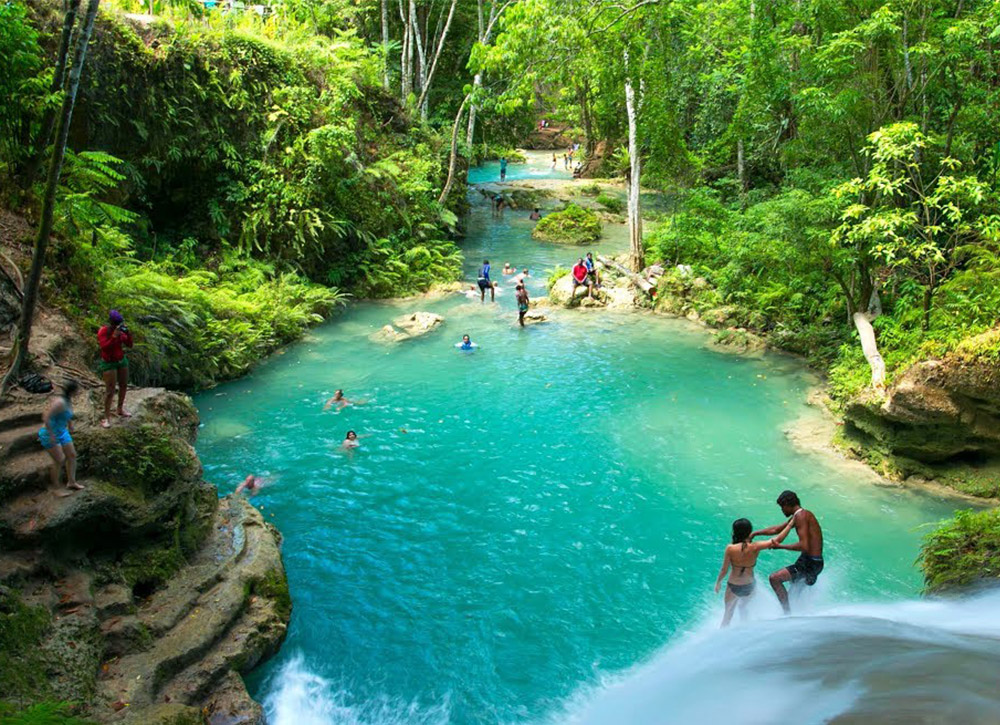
[370,311,444,343]
[844,329,1000,465]
[0,389,290,723]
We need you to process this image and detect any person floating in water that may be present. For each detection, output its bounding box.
[235,474,262,496]
[515,283,530,327]
[529,208,541,221]
[502,262,515,275]
[752,490,824,614]
[323,389,356,411]
[715,516,794,627]
[499,156,508,182]
[456,334,477,351]
[511,267,530,285]
[341,430,368,450]
[478,259,495,302]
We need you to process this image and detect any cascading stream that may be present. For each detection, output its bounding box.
[193,153,988,723]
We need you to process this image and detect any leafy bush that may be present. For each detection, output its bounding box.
[596,193,624,214]
[920,508,1000,593]
[547,265,570,290]
[578,183,601,196]
[532,204,602,244]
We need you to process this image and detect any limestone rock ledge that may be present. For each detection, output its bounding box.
[842,327,1000,473]
[0,389,289,724]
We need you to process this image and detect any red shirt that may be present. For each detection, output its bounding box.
[572,264,588,282]
[98,325,133,362]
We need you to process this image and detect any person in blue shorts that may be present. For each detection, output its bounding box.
[38,380,82,492]
[478,259,494,301]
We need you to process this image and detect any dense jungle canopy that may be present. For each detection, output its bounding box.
[0,0,998,392]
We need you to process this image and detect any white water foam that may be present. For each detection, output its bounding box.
[554,588,1000,725]
[264,654,451,725]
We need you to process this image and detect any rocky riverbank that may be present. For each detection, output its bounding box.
[0,319,289,722]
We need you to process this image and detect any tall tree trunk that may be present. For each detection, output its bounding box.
[737,138,747,196]
[624,50,644,273]
[381,0,391,90]
[465,73,481,148]
[439,94,470,205]
[25,0,82,186]
[416,0,459,120]
[853,312,886,390]
[3,0,101,395]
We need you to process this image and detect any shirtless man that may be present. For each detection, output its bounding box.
[752,490,824,614]
[324,389,353,411]
[235,474,260,496]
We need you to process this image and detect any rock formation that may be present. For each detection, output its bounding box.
[370,312,444,343]
[0,387,289,723]
[843,327,1000,473]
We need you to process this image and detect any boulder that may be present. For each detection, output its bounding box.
[523,311,548,325]
[370,312,444,343]
[843,327,1000,467]
[548,274,604,308]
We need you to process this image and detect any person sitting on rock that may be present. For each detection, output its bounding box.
[584,252,601,288]
[38,379,82,493]
[572,259,593,298]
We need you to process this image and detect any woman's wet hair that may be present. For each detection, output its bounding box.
[346,430,356,439]
[777,490,800,507]
[732,518,752,544]
[63,379,80,398]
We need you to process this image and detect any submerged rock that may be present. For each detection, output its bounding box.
[370,312,444,343]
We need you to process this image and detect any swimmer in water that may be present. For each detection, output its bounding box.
[235,474,261,496]
[341,430,367,450]
[457,334,476,351]
[502,262,515,275]
[324,389,351,411]
[529,208,541,221]
[714,516,794,627]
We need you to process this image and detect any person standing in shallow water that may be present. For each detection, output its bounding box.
[715,516,794,627]
[499,156,508,182]
[478,259,494,302]
[515,283,530,327]
[752,490,824,613]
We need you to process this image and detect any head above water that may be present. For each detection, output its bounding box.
[334,389,343,399]
[777,490,801,515]
[462,334,470,343]
[345,430,357,440]
[522,268,529,274]
[732,518,752,544]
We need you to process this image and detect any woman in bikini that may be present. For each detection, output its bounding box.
[714,516,794,627]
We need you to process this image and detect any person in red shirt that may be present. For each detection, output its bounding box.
[97,309,134,428]
[571,258,593,299]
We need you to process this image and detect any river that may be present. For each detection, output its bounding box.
[193,153,994,724]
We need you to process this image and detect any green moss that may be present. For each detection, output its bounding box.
[920,508,1000,593]
[0,592,52,703]
[77,424,195,495]
[253,569,292,621]
[579,183,601,196]
[596,193,624,214]
[532,204,602,244]
[0,701,96,724]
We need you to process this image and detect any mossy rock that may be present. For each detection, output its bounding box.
[0,591,52,703]
[532,204,602,244]
[921,507,1000,593]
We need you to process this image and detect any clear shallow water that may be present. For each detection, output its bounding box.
[194,180,974,724]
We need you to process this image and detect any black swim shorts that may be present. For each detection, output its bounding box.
[787,553,824,586]
[477,278,491,290]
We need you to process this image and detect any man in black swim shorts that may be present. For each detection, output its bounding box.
[751,490,824,614]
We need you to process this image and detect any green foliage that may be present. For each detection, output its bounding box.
[920,508,1000,593]
[595,193,624,214]
[0,2,47,180]
[0,702,95,725]
[97,255,346,389]
[532,204,602,244]
[578,183,601,196]
[547,265,570,290]
[0,592,52,704]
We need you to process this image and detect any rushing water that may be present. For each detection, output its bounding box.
[193,155,994,724]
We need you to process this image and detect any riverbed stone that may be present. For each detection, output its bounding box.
[371,312,444,343]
